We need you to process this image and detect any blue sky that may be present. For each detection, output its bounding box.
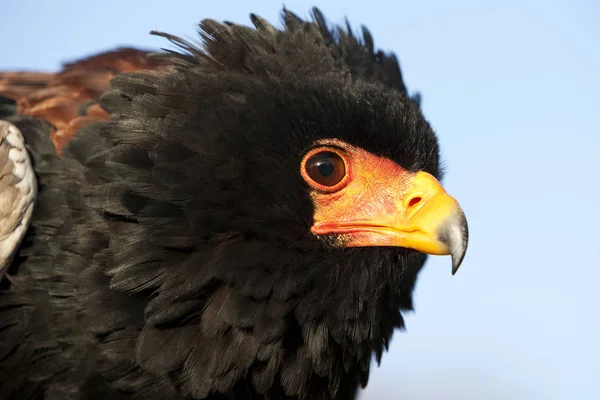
[2,1,599,399]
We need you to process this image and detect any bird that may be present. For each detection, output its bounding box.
[0,7,468,400]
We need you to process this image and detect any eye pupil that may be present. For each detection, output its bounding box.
[304,151,346,188]
[318,162,335,177]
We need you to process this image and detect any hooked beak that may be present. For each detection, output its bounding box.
[311,171,469,274]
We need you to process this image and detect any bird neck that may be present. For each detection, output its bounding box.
[126,241,415,399]
[137,281,403,399]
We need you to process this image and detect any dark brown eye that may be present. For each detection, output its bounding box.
[305,151,346,187]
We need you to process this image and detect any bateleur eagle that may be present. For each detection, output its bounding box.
[0,7,468,400]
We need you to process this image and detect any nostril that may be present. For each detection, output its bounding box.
[408,196,422,208]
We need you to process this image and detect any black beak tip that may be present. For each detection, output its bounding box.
[451,252,465,275]
[444,208,469,276]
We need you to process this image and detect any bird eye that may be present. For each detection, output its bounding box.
[304,151,346,188]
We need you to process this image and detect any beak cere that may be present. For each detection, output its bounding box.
[310,155,470,274]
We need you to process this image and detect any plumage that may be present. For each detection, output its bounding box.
[0,7,468,400]
[0,48,167,153]
[0,120,36,280]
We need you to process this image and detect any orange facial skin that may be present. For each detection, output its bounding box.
[301,139,469,274]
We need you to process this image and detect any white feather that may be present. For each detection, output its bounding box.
[0,120,37,279]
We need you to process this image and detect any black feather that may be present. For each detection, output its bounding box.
[1,7,440,399]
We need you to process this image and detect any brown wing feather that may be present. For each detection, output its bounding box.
[0,48,170,153]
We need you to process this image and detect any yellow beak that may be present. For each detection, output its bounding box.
[311,171,469,274]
